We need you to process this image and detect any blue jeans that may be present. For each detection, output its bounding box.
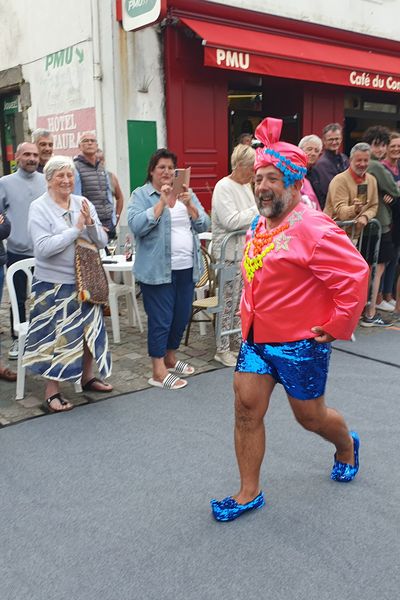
[140,268,195,358]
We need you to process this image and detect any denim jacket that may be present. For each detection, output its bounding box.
[128,182,210,284]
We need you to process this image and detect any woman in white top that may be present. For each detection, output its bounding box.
[24,156,112,413]
[211,144,258,367]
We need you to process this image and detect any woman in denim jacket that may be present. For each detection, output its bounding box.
[128,148,210,390]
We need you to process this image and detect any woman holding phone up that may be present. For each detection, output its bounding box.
[128,148,210,390]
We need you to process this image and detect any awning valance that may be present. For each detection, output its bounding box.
[181,17,400,93]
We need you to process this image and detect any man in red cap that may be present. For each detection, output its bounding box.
[210,117,370,522]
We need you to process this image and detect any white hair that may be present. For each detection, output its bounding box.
[298,135,323,152]
[350,142,371,158]
[43,155,75,181]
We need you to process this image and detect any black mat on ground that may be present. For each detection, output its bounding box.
[1,350,399,600]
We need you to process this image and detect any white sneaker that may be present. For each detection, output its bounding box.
[375,300,395,312]
[8,339,19,360]
[214,351,237,367]
[387,299,396,307]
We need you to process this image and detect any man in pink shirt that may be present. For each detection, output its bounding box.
[211,117,370,522]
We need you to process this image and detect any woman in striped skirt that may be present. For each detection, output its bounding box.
[24,156,112,413]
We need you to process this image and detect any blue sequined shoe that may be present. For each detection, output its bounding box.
[330,431,360,482]
[210,491,265,522]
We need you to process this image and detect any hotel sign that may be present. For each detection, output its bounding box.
[122,0,166,32]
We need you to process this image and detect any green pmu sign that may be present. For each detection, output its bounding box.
[126,0,157,18]
[45,46,84,70]
[122,0,165,31]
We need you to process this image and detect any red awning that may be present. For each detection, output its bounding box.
[181,17,400,93]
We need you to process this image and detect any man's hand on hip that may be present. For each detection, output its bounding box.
[311,326,335,343]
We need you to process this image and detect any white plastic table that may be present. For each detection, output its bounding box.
[101,254,143,341]
[102,254,135,276]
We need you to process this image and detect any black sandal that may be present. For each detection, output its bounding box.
[44,393,74,413]
[81,377,113,393]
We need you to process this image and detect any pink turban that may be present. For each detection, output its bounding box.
[254,117,307,187]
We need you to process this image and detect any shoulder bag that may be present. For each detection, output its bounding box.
[75,238,109,305]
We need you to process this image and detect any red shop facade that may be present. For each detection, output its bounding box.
[126,0,400,210]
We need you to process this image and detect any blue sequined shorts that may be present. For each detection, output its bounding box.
[235,337,331,400]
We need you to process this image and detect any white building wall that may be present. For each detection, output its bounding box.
[205,0,400,42]
[0,0,91,69]
[94,7,165,223]
[0,0,100,155]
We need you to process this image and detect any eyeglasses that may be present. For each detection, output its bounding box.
[325,137,341,143]
[81,138,97,143]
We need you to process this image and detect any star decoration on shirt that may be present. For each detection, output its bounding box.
[288,210,304,226]
[274,232,291,252]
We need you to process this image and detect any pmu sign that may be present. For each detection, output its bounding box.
[122,0,166,31]
[204,46,400,94]
[216,49,250,70]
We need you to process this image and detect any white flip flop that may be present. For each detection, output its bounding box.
[168,360,195,376]
[148,373,187,390]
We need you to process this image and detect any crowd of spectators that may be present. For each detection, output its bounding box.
[0,118,399,401]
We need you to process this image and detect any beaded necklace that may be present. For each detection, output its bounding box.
[244,215,289,282]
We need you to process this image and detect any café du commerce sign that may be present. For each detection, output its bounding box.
[122,0,166,31]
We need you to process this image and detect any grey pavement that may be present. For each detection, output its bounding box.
[1,287,399,425]
[0,291,223,426]
[0,328,399,600]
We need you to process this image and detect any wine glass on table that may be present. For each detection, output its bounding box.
[107,238,118,260]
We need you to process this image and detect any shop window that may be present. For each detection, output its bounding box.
[228,87,263,162]
[344,92,400,153]
[0,94,23,176]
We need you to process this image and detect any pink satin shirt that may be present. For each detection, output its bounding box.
[240,205,369,342]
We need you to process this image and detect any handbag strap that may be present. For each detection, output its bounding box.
[76,237,98,252]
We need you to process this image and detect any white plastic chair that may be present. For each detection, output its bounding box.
[106,272,143,343]
[6,258,35,400]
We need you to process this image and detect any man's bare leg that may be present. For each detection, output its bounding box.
[233,372,276,505]
[287,394,354,464]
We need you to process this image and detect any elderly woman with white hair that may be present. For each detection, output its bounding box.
[298,134,323,210]
[211,143,258,367]
[23,155,112,413]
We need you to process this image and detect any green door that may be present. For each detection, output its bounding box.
[127,120,157,194]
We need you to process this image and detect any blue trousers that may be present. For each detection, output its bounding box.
[140,269,195,358]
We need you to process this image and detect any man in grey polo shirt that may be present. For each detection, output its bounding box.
[0,142,46,359]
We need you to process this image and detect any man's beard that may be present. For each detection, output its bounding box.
[257,188,292,218]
